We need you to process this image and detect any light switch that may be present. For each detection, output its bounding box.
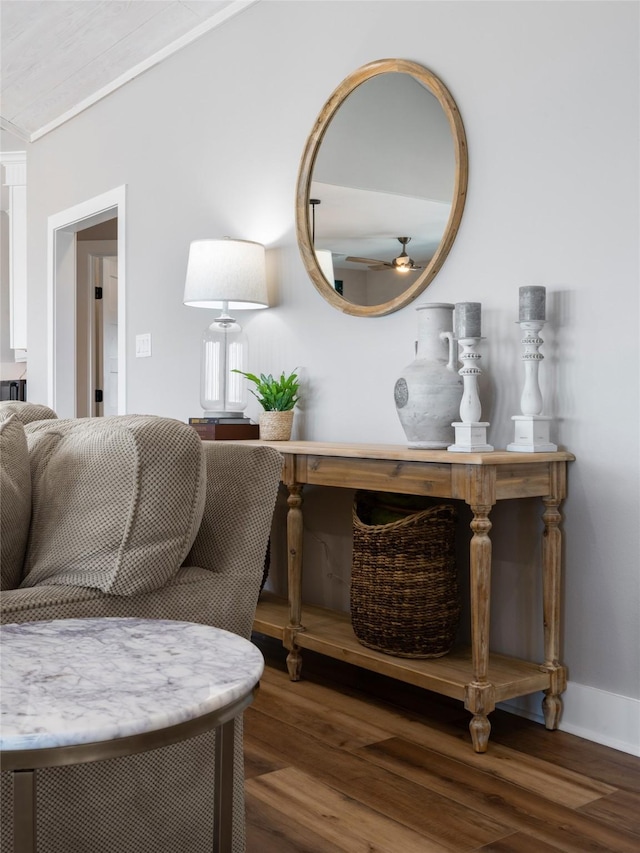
[136,333,151,358]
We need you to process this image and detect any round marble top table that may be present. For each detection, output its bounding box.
[0,617,265,853]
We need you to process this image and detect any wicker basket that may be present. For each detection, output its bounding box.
[350,494,460,658]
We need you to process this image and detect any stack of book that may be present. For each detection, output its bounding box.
[188,417,260,441]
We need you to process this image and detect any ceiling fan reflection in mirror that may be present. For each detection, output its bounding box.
[346,237,424,273]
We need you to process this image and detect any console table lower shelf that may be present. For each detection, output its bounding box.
[254,592,551,705]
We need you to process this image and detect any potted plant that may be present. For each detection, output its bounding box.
[232,369,300,440]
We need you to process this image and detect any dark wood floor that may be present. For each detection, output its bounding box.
[244,634,640,852]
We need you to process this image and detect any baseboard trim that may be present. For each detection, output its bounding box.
[498,681,640,756]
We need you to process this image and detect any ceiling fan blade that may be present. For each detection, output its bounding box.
[345,256,388,265]
[368,264,393,271]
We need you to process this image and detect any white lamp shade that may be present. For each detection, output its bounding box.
[183,238,268,310]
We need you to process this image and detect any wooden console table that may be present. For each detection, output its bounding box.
[241,440,574,753]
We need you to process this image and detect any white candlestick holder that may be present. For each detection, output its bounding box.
[507,320,557,452]
[448,337,493,452]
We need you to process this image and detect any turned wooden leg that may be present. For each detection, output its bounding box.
[542,690,563,730]
[469,714,492,753]
[465,681,495,753]
[284,629,303,682]
[465,504,496,752]
[285,652,302,681]
[285,483,304,681]
[541,468,568,729]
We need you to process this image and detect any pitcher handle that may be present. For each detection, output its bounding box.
[440,331,458,371]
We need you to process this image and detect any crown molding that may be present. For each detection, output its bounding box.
[0,116,31,144]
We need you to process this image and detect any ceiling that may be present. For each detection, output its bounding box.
[0,1,453,284]
[0,0,258,142]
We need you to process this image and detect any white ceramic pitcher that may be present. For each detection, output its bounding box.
[394,303,463,449]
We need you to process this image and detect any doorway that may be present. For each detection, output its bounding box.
[47,186,126,417]
[75,220,118,417]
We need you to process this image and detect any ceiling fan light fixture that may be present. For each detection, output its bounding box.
[345,237,423,273]
[392,237,415,271]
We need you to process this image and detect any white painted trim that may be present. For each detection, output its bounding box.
[30,0,260,142]
[0,152,27,185]
[499,682,640,757]
[50,231,76,414]
[46,224,55,406]
[6,184,27,350]
[0,152,27,164]
[46,186,126,415]
[116,212,126,416]
[1,154,28,351]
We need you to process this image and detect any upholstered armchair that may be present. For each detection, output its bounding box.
[0,402,282,853]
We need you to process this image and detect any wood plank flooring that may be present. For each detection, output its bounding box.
[244,635,640,852]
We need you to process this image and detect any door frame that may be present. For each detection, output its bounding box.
[47,185,126,417]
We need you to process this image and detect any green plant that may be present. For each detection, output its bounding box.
[232,369,300,411]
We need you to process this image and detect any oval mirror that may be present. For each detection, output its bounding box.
[295,59,468,317]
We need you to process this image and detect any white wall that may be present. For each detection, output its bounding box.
[24,1,639,752]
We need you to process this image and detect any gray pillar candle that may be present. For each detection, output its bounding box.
[454,302,482,338]
[519,286,546,322]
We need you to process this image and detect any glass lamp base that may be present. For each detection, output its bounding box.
[200,313,249,416]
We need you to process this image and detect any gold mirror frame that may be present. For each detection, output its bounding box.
[295,58,468,317]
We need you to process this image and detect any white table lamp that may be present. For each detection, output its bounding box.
[183,238,268,417]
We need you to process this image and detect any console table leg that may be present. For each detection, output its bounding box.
[465,504,495,753]
[284,628,303,682]
[469,714,491,753]
[542,691,563,730]
[541,475,568,730]
[285,651,302,681]
[285,484,304,681]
